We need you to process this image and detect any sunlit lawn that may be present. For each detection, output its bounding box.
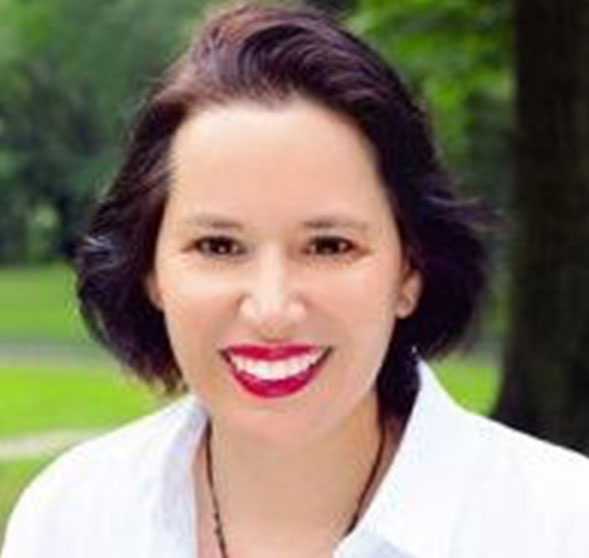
[0,264,87,342]
[0,363,172,436]
[436,356,499,414]
[0,357,497,438]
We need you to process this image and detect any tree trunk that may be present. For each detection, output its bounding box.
[493,0,589,454]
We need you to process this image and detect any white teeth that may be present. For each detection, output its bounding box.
[228,349,328,380]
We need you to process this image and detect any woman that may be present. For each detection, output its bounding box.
[3,2,589,557]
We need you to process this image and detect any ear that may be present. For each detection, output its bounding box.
[395,265,422,319]
[144,271,163,311]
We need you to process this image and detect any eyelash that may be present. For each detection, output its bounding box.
[191,235,357,258]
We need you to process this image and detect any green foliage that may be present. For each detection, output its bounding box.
[0,0,515,263]
[348,0,514,210]
[0,0,209,262]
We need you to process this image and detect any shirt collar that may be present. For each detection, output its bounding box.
[154,362,485,558]
[345,361,487,558]
[153,394,208,555]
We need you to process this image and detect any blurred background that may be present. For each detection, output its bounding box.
[1,0,588,540]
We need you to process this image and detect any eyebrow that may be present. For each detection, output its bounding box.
[185,212,371,232]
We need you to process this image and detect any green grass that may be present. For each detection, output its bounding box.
[0,363,173,437]
[0,263,88,342]
[0,358,498,437]
[436,357,500,415]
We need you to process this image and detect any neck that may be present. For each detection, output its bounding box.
[195,393,401,555]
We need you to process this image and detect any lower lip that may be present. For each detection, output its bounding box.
[225,351,331,398]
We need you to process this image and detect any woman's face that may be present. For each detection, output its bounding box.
[146,97,421,448]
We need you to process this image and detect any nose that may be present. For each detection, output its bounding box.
[239,247,306,340]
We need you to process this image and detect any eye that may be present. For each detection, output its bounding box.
[307,236,356,256]
[191,235,357,259]
[192,236,244,257]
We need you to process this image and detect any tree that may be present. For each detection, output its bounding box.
[0,0,513,264]
[0,0,204,262]
[349,0,512,208]
[494,0,589,453]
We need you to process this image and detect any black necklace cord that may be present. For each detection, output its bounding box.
[205,425,230,558]
[344,418,386,535]
[204,418,387,558]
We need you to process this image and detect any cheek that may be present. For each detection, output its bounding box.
[157,269,232,358]
[314,260,400,384]
[351,261,400,358]
[159,279,233,400]
[318,258,399,331]
[158,260,232,313]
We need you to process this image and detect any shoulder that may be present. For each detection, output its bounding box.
[468,411,589,489]
[23,393,195,490]
[456,410,589,552]
[1,394,200,557]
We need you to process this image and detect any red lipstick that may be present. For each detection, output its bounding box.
[223,343,322,361]
[220,345,332,398]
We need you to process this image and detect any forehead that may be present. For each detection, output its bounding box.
[167,97,394,227]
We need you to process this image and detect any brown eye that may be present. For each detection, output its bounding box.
[309,236,355,256]
[193,236,244,257]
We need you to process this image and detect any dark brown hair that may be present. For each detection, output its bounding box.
[75,0,488,418]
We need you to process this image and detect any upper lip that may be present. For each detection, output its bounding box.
[222,344,328,361]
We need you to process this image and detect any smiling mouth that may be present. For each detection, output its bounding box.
[221,348,332,398]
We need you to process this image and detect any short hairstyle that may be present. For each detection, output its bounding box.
[75,0,488,419]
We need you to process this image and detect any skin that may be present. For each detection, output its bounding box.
[146,96,422,557]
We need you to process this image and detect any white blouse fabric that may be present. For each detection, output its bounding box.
[2,361,589,558]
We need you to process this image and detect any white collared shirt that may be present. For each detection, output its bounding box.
[3,362,589,557]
